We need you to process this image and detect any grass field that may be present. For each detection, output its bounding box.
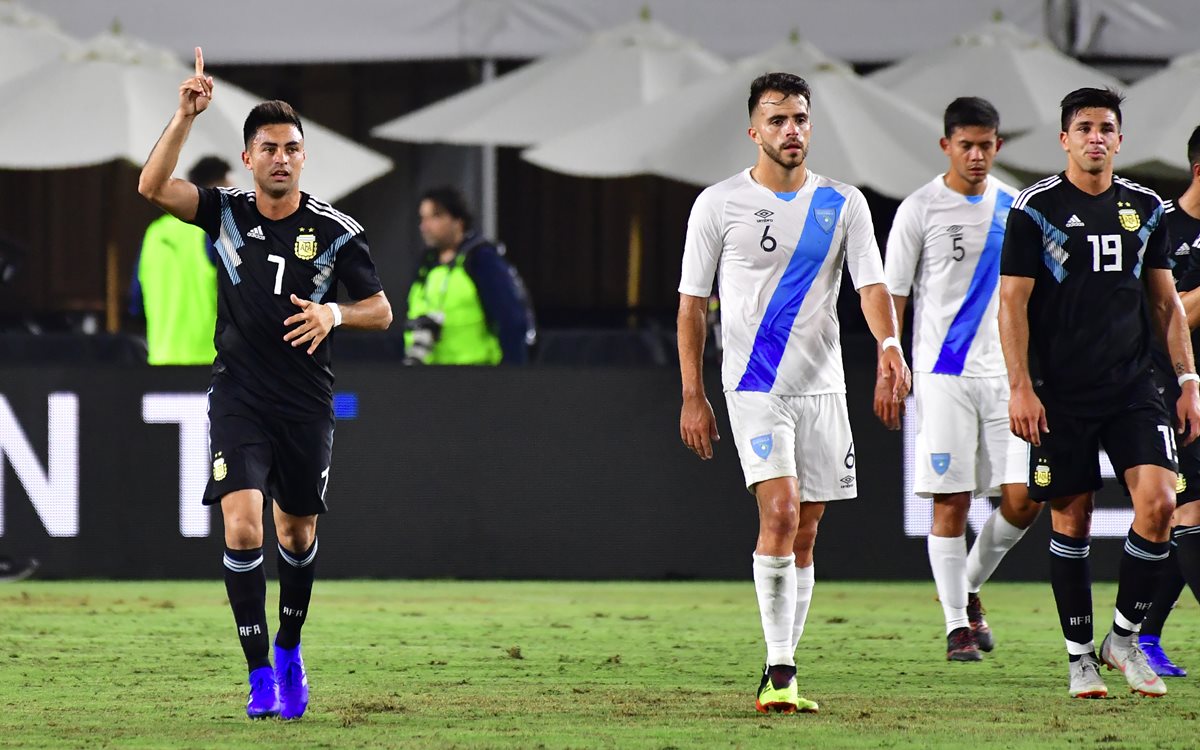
[1,580,1198,749]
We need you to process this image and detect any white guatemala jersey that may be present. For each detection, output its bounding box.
[679,168,885,395]
[884,174,1017,377]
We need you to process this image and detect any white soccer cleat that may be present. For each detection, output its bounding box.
[1100,632,1167,697]
[1067,653,1108,699]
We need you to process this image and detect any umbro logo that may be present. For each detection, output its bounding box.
[1065,215,1085,228]
[754,209,774,219]
[247,225,265,240]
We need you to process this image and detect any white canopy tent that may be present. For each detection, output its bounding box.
[867,20,1123,134]
[999,48,1200,178]
[523,37,1020,199]
[0,32,392,202]
[0,0,78,84]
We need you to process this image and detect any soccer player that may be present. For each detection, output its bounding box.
[882,97,1041,662]
[999,87,1200,699]
[678,72,910,714]
[138,48,393,719]
[1139,123,1200,677]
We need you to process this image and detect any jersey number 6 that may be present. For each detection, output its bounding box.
[760,225,777,253]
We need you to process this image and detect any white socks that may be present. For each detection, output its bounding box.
[753,553,797,667]
[928,534,969,633]
[966,509,1028,593]
[792,563,815,655]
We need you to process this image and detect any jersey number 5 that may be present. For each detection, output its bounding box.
[267,254,286,294]
[1088,234,1122,272]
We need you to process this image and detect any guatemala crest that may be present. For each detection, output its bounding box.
[1178,473,1187,494]
[1117,201,1141,232]
[294,227,319,260]
[930,453,951,476]
[212,454,227,482]
[751,434,773,460]
[814,207,836,233]
[1034,462,1051,488]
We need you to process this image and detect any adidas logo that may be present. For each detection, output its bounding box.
[1176,243,1191,256]
[247,226,265,240]
[1065,215,1085,228]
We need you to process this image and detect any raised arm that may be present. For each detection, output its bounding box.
[1146,267,1200,444]
[137,47,213,221]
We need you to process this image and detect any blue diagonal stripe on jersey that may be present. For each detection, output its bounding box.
[1021,205,1069,283]
[310,232,354,301]
[736,187,846,392]
[215,194,244,285]
[932,191,1013,375]
[1134,203,1165,278]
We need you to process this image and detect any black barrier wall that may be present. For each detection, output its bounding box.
[0,338,1135,580]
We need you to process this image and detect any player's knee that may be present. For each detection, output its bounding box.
[277,522,315,553]
[224,522,263,549]
[760,501,799,539]
[1135,493,1176,530]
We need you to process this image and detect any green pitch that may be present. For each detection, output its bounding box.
[1,580,1197,749]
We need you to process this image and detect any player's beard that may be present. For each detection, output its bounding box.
[762,140,808,171]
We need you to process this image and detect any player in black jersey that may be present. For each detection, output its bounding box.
[1139,124,1200,677]
[137,48,393,720]
[999,88,1200,699]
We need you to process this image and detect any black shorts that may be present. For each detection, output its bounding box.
[1028,391,1177,501]
[203,381,335,516]
[1155,379,1200,506]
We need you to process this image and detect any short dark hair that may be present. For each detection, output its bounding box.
[1059,87,1124,132]
[420,187,473,230]
[747,72,811,118]
[187,155,232,187]
[242,100,304,149]
[1188,125,1200,168]
[943,97,1000,137]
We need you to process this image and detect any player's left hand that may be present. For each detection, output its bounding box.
[877,347,911,405]
[284,294,335,355]
[873,373,905,430]
[1176,381,1200,446]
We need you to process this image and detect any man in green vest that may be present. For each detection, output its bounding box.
[130,155,232,365]
[404,187,531,365]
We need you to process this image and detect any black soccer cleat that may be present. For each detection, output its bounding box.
[966,593,994,652]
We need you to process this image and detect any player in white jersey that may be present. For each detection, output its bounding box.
[678,72,910,714]
[881,98,1042,662]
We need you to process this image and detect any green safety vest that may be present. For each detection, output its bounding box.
[405,252,501,365]
[138,214,217,365]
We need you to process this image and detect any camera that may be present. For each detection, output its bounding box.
[403,312,444,364]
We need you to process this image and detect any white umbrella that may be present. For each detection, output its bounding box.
[523,37,1020,200]
[0,31,392,201]
[0,0,78,85]
[369,16,727,147]
[998,49,1200,179]
[867,19,1123,135]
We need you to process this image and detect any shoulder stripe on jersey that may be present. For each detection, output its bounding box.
[1013,175,1061,210]
[1020,204,1069,282]
[308,197,363,235]
[736,186,847,393]
[308,232,356,301]
[214,192,244,285]
[1114,175,1164,205]
[1134,201,1167,278]
[1164,199,1175,213]
[931,190,1014,375]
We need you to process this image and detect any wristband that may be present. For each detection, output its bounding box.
[1179,373,1200,387]
[881,336,902,354]
[327,302,343,328]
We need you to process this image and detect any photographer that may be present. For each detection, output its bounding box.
[404,187,532,365]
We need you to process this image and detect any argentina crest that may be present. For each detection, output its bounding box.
[294,227,319,260]
[1116,201,1140,232]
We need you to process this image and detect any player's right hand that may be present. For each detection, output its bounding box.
[1009,384,1048,447]
[873,375,904,430]
[179,47,213,117]
[680,394,720,460]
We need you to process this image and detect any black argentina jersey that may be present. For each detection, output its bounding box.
[190,187,383,418]
[1151,200,1200,388]
[1000,173,1171,415]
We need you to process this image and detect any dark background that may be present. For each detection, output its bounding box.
[0,336,1137,580]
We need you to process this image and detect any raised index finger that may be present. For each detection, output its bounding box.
[195,47,204,76]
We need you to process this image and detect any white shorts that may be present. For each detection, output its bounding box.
[725,391,856,502]
[913,372,1028,498]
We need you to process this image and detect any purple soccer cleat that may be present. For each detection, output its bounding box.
[274,641,310,720]
[1139,636,1187,678]
[246,666,281,719]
